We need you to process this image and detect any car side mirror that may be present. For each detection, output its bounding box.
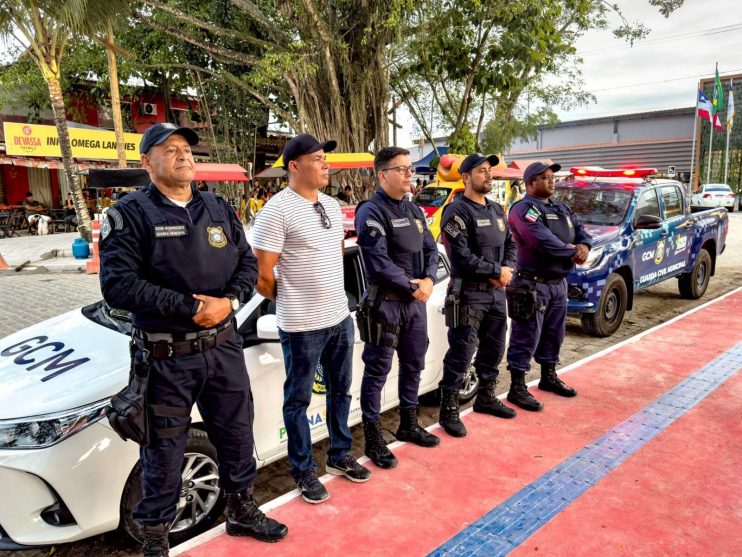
[256,314,279,340]
[634,214,663,230]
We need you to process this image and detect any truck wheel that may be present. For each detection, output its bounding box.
[580,273,628,337]
[678,248,711,299]
[120,429,226,546]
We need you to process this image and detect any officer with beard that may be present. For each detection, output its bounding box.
[437,154,517,437]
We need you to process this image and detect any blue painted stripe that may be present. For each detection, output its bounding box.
[429,342,742,557]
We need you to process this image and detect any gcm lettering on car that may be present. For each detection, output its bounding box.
[1,336,90,381]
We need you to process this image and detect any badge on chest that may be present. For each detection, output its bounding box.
[476,218,491,227]
[154,225,187,238]
[208,226,227,248]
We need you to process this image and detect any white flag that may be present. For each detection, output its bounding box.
[727,80,735,131]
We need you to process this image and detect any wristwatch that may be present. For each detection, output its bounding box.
[226,295,239,311]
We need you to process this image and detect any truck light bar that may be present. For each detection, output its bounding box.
[571,167,657,178]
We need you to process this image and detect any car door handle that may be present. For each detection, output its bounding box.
[659,230,668,237]
[680,221,693,229]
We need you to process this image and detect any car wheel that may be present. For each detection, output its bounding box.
[580,273,628,337]
[458,360,479,403]
[120,429,227,546]
[678,248,711,299]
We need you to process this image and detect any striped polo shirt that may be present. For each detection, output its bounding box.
[251,187,349,332]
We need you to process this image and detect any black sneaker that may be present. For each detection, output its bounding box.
[326,454,372,483]
[296,470,329,504]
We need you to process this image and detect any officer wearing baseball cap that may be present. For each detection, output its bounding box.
[505,161,592,412]
[101,124,287,556]
[437,153,518,437]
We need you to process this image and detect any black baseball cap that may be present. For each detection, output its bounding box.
[460,153,500,174]
[523,161,561,183]
[140,123,199,155]
[282,133,337,169]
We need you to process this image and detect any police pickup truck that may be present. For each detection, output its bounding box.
[556,167,729,337]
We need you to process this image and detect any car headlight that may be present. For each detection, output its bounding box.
[0,399,109,450]
[576,246,604,269]
[426,216,435,225]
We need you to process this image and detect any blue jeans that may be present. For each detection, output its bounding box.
[279,315,354,479]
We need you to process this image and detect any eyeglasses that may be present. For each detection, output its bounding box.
[313,201,332,229]
[382,165,415,176]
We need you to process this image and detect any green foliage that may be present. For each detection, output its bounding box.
[449,126,476,154]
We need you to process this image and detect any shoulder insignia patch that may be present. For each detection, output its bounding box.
[524,207,541,223]
[100,219,112,241]
[454,215,466,229]
[443,222,461,238]
[107,207,123,231]
[365,219,386,237]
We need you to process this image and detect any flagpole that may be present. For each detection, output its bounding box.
[724,78,733,184]
[689,91,700,196]
[706,120,714,184]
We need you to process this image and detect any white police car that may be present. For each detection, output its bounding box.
[0,242,470,549]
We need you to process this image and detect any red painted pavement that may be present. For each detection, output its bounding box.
[176,289,742,557]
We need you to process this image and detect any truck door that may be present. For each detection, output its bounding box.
[659,184,693,276]
[632,188,664,288]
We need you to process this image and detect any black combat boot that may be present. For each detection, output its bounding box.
[538,363,577,397]
[396,406,440,447]
[439,387,467,437]
[473,379,516,419]
[506,370,544,411]
[141,523,169,557]
[363,417,398,469]
[226,490,288,542]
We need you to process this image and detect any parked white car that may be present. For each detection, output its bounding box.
[0,242,475,550]
[691,183,735,212]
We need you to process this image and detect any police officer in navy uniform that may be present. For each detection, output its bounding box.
[100,124,287,556]
[437,153,518,437]
[505,161,592,411]
[355,146,440,469]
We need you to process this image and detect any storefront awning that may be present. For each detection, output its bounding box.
[254,152,374,179]
[194,163,249,182]
[0,155,64,169]
[508,158,553,170]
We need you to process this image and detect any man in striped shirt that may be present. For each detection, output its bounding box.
[252,134,371,505]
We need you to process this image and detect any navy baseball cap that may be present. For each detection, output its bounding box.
[460,153,500,174]
[140,123,199,155]
[523,161,561,183]
[282,133,337,169]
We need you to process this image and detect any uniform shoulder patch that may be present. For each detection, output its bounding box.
[107,207,124,231]
[365,218,386,237]
[524,206,541,223]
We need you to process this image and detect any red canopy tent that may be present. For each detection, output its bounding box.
[193,163,249,182]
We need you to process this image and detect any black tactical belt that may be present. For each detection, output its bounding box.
[133,320,235,359]
[377,289,414,302]
[461,280,495,292]
[516,271,564,285]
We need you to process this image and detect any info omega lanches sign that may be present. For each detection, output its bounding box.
[3,122,143,161]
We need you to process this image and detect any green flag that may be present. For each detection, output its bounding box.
[712,63,724,116]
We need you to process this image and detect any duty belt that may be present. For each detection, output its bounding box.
[516,271,564,285]
[461,280,495,292]
[372,287,414,302]
[133,320,235,360]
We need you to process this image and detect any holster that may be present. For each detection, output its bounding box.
[106,343,152,447]
[506,282,538,321]
[356,285,401,348]
[444,278,484,329]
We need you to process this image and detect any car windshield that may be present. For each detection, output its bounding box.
[414,187,451,207]
[554,186,633,226]
[704,185,732,192]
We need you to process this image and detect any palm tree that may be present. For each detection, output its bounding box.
[0,1,131,240]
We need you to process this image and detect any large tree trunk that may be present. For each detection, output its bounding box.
[47,77,93,241]
[106,21,127,168]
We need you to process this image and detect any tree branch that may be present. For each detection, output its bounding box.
[145,63,300,131]
[143,0,275,51]
[134,12,261,66]
[229,0,286,43]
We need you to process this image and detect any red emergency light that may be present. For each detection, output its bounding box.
[570,166,657,178]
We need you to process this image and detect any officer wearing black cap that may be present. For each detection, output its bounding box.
[437,153,518,437]
[355,146,440,469]
[505,161,592,412]
[100,123,287,556]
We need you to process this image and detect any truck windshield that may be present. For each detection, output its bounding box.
[414,187,452,207]
[554,187,633,226]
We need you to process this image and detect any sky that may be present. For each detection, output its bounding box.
[397,0,742,148]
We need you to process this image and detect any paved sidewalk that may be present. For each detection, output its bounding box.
[174,288,742,557]
[0,232,91,271]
